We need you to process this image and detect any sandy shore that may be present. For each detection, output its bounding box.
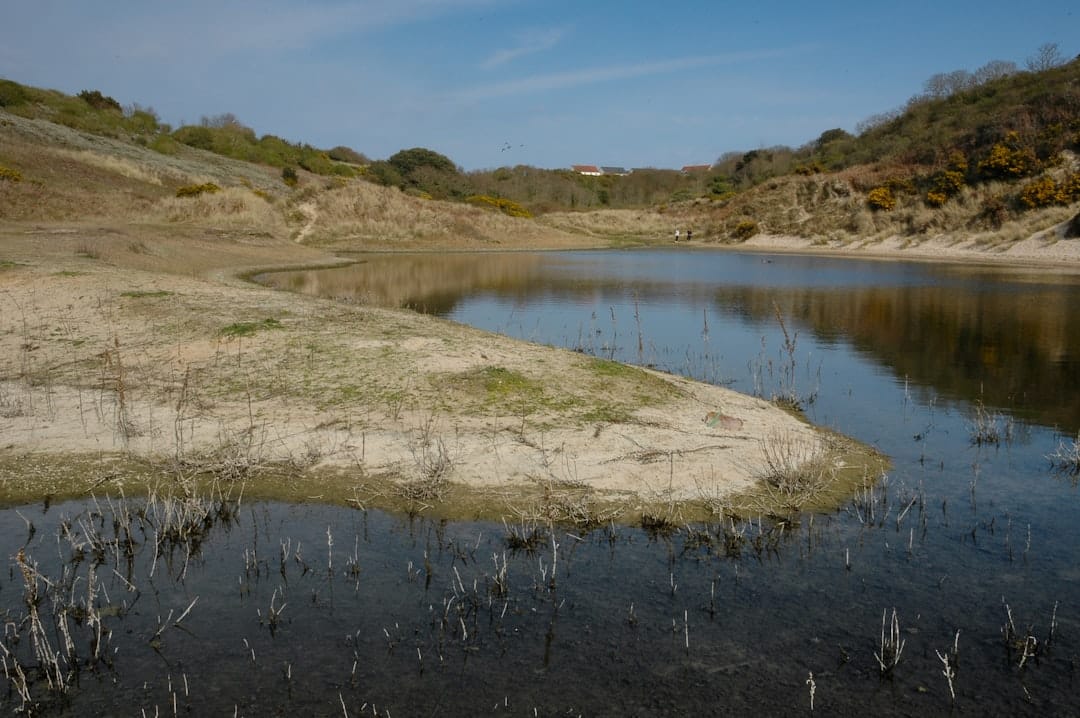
[733,228,1080,271]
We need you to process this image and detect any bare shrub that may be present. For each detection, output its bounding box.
[400,419,454,503]
[757,431,833,501]
[1047,431,1080,476]
[968,401,1013,446]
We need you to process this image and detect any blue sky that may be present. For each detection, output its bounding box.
[1,1,1076,170]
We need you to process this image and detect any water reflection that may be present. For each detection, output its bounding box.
[256,253,551,314]
[727,284,1080,428]
[259,251,1080,431]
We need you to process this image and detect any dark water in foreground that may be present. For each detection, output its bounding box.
[4,250,1080,715]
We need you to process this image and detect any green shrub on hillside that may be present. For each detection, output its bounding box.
[0,79,29,107]
[298,150,333,175]
[298,149,356,177]
[148,134,181,155]
[387,147,456,176]
[124,107,162,135]
[77,89,122,113]
[168,122,358,177]
[327,146,368,164]
[173,125,215,151]
[282,167,299,187]
[175,183,221,198]
[362,161,403,188]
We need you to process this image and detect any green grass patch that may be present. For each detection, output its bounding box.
[445,365,566,416]
[589,357,643,378]
[219,317,284,338]
[52,270,87,277]
[480,367,543,398]
[588,357,679,404]
[120,289,174,298]
[580,404,634,424]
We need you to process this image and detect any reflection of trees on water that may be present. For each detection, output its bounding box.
[260,254,549,314]
[261,254,728,314]
[717,286,1080,430]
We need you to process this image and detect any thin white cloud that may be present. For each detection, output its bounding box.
[480,26,569,69]
[70,0,503,64]
[456,45,816,101]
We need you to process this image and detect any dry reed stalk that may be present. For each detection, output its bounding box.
[874,607,905,675]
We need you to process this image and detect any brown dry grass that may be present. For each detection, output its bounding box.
[290,180,592,250]
[681,172,1079,251]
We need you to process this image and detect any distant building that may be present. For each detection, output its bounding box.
[599,166,629,176]
[571,165,602,176]
[681,164,712,173]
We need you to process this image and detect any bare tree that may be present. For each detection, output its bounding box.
[944,69,975,94]
[1026,42,1063,72]
[974,60,1018,84]
[922,73,950,99]
[856,107,902,135]
[201,112,245,129]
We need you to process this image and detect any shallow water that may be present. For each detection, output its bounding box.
[4,249,1080,714]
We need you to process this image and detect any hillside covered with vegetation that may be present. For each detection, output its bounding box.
[1,47,1078,246]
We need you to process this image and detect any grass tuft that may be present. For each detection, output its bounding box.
[120,289,174,298]
[219,318,283,338]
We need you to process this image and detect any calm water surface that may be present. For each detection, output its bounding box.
[4,250,1080,715]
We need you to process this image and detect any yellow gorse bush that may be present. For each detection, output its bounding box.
[978,132,1038,179]
[866,186,896,211]
[1018,172,1080,209]
[466,195,533,218]
[925,190,949,208]
[732,219,759,239]
[0,165,23,182]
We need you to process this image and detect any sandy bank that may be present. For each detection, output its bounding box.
[730,227,1080,271]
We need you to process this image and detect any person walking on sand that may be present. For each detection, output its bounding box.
[674,228,680,242]
[686,229,692,242]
